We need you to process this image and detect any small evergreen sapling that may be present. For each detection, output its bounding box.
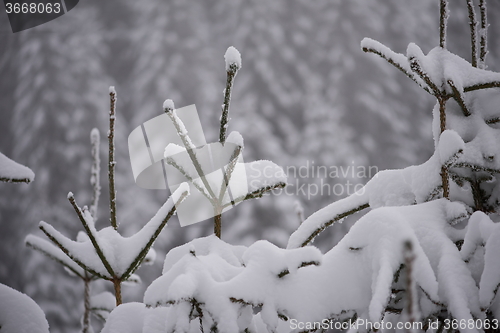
[26,87,190,313]
[163,46,286,239]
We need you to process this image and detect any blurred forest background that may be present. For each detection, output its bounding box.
[0,0,499,332]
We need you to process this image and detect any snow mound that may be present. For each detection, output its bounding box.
[0,283,49,333]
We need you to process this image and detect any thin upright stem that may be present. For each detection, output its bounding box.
[219,65,238,144]
[82,273,91,333]
[466,0,478,67]
[439,0,449,49]
[90,129,101,221]
[113,278,122,306]
[214,213,222,238]
[438,97,450,199]
[108,89,118,230]
[479,0,488,68]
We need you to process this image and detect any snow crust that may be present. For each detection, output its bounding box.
[109,86,116,94]
[0,283,49,333]
[0,152,35,183]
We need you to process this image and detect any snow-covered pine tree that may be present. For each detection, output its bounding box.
[102,1,500,332]
[26,88,190,331]
[162,46,286,239]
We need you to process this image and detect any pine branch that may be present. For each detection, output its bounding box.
[165,156,214,204]
[217,145,242,204]
[38,222,110,280]
[0,176,33,183]
[222,181,287,209]
[164,101,218,200]
[120,188,189,280]
[219,47,241,144]
[463,80,500,92]
[25,236,84,279]
[447,79,471,116]
[108,87,118,230]
[408,51,442,95]
[466,0,478,67]
[361,39,432,95]
[68,193,116,277]
[439,0,449,49]
[299,203,370,248]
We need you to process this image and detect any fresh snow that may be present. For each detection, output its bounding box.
[0,283,50,333]
[224,46,242,71]
[163,99,175,111]
[39,183,189,279]
[226,131,244,148]
[104,199,481,333]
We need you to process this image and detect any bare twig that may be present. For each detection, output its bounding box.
[108,87,118,230]
[219,64,239,144]
[466,0,478,67]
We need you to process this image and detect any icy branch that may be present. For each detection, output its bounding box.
[120,184,190,280]
[361,38,432,95]
[407,43,442,95]
[219,46,241,144]
[38,221,110,280]
[165,102,217,200]
[68,193,115,276]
